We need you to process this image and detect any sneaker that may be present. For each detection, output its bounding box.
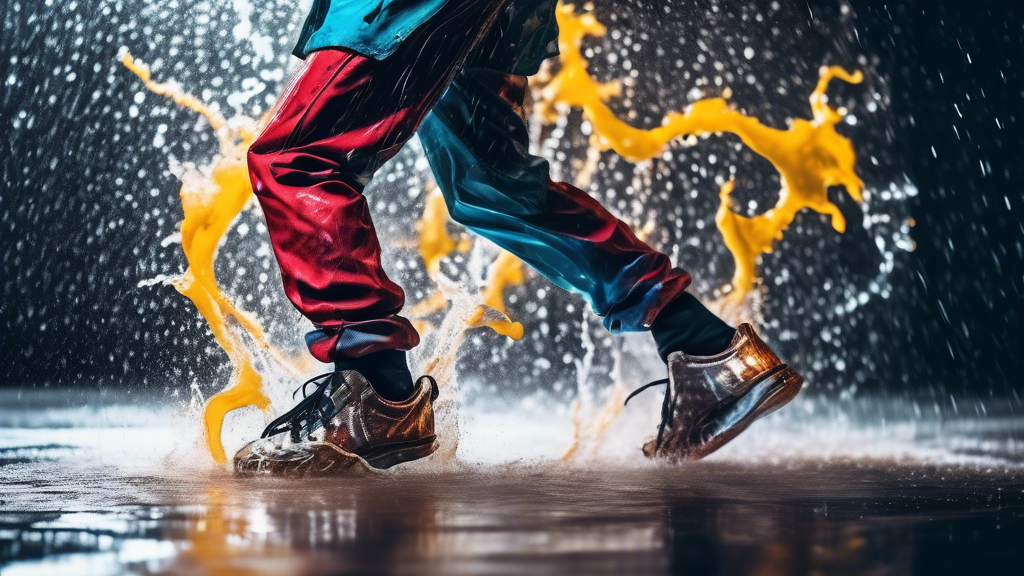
[234,369,439,477]
[626,323,804,461]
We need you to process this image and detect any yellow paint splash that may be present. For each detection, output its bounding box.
[534,3,864,303]
[122,53,288,464]
[468,303,525,341]
[713,67,864,300]
[121,53,227,132]
[413,186,525,341]
[480,251,526,316]
[417,185,471,276]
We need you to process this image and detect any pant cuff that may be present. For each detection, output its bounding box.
[601,270,692,333]
[305,316,421,362]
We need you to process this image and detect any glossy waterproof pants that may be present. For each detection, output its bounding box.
[247,1,690,362]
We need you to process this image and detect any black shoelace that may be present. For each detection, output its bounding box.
[624,378,672,451]
[261,371,338,442]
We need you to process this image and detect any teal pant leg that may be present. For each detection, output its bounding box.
[416,69,690,332]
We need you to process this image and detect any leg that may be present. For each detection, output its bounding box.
[247,0,511,363]
[418,68,693,334]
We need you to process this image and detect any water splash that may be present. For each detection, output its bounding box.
[561,310,629,461]
[120,52,299,465]
[123,51,525,465]
[121,1,874,467]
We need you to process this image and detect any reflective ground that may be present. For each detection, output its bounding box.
[2,391,1023,575]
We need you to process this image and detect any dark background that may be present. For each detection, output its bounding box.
[866,2,1023,399]
[1,0,1021,409]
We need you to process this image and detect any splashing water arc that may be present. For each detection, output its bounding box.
[122,54,527,464]
[121,53,277,464]
[535,3,864,303]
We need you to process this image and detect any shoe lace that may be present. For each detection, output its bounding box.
[260,371,338,441]
[624,378,672,451]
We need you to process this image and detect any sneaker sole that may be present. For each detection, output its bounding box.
[234,442,376,478]
[680,365,804,461]
[234,436,438,477]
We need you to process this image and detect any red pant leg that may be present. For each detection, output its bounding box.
[247,0,510,362]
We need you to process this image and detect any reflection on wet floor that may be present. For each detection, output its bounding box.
[4,466,1024,575]
[1,399,1023,575]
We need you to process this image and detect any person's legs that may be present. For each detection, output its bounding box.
[236,1,521,476]
[415,68,805,464]
[247,0,511,385]
[417,68,733,353]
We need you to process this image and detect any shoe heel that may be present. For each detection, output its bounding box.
[759,366,804,417]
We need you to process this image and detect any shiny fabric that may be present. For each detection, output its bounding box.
[294,0,450,60]
[250,0,690,362]
[419,68,691,333]
[294,0,560,76]
[464,0,560,75]
[249,0,511,361]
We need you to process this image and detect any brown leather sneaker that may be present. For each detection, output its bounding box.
[234,370,439,477]
[627,323,804,461]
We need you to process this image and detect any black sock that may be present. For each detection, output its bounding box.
[650,293,736,362]
[338,350,415,402]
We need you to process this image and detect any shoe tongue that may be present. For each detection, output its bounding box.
[330,369,368,401]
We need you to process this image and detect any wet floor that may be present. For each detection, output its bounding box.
[2,394,1023,575]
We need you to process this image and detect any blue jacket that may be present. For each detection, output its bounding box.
[294,0,451,61]
[293,0,559,75]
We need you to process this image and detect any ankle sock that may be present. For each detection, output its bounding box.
[650,292,736,361]
[338,349,415,402]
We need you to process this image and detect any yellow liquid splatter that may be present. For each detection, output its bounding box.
[480,251,525,315]
[414,186,525,340]
[712,67,864,300]
[125,0,866,466]
[535,3,864,302]
[470,250,525,339]
[122,53,283,464]
[468,305,524,341]
[418,185,469,276]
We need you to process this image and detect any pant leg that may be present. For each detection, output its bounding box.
[248,0,511,363]
[417,69,691,332]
